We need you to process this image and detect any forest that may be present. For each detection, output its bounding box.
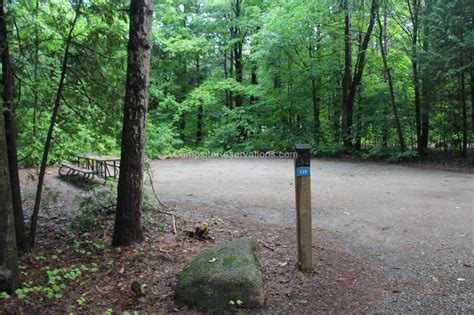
[1,0,473,313]
[2,0,474,166]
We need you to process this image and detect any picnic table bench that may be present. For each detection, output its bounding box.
[59,153,120,183]
[58,163,97,179]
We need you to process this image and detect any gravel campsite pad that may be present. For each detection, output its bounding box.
[1,158,472,313]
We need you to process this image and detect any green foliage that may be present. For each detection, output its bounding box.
[146,113,183,158]
[73,177,165,232]
[0,292,11,299]
[77,296,87,305]
[312,142,346,157]
[229,299,243,306]
[10,263,98,301]
[204,123,240,151]
[5,0,472,164]
[72,182,117,233]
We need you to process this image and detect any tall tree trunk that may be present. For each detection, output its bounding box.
[178,54,187,142]
[377,7,405,151]
[196,105,203,145]
[420,0,430,153]
[195,55,203,145]
[249,26,260,106]
[0,0,27,250]
[354,0,365,151]
[0,106,20,294]
[309,34,320,144]
[249,64,258,104]
[382,0,388,55]
[343,0,378,150]
[334,75,342,142]
[229,49,234,109]
[29,1,81,246]
[420,73,430,152]
[346,0,377,116]
[232,0,243,108]
[354,88,363,151]
[234,41,243,107]
[287,56,294,134]
[311,77,320,143]
[177,0,188,144]
[3,111,26,249]
[342,0,353,149]
[460,71,467,157]
[471,68,474,134]
[231,0,245,140]
[407,0,423,153]
[179,114,186,141]
[33,0,39,136]
[224,50,231,108]
[113,0,153,246]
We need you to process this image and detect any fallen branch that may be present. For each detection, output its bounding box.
[263,244,275,251]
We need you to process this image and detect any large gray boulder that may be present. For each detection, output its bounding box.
[175,238,265,310]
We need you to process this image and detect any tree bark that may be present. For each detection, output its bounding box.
[309,32,321,144]
[113,0,153,246]
[229,49,234,109]
[342,0,353,148]
[196,104,203,145]
[232,0,243,108]
[0,108,20,294]
[0,1,12,110]
[29,1,81,246]
[249,64,258,104]
[233,40,243,107]
[249,23,259,106]
[178,54,187,142]
[343,0,378,150]
[377,7,405,151]
[3,111,27,249]
[33,0,39,136]
[195,55,203,145]
[420,0,431,153]
[471,68,474,134]
[311,77,320,143]
[0,0,27,250]
[407,0,423,153]
[224,50,231,108]
[353,0,365,151]
[460,71,467,157]
[347,0,377,112]
[354,88,363,151]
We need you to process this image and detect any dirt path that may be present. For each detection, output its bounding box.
[151,158,474,312]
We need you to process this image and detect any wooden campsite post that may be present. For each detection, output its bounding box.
[295,144,312,271]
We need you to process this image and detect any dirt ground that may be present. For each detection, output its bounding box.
[1,158,472,313]
[150,158,474,312]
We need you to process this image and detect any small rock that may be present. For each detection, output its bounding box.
[131,281,145,297]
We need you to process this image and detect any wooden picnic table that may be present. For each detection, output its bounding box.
[58,153,120,182]
[75,153,121,180]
